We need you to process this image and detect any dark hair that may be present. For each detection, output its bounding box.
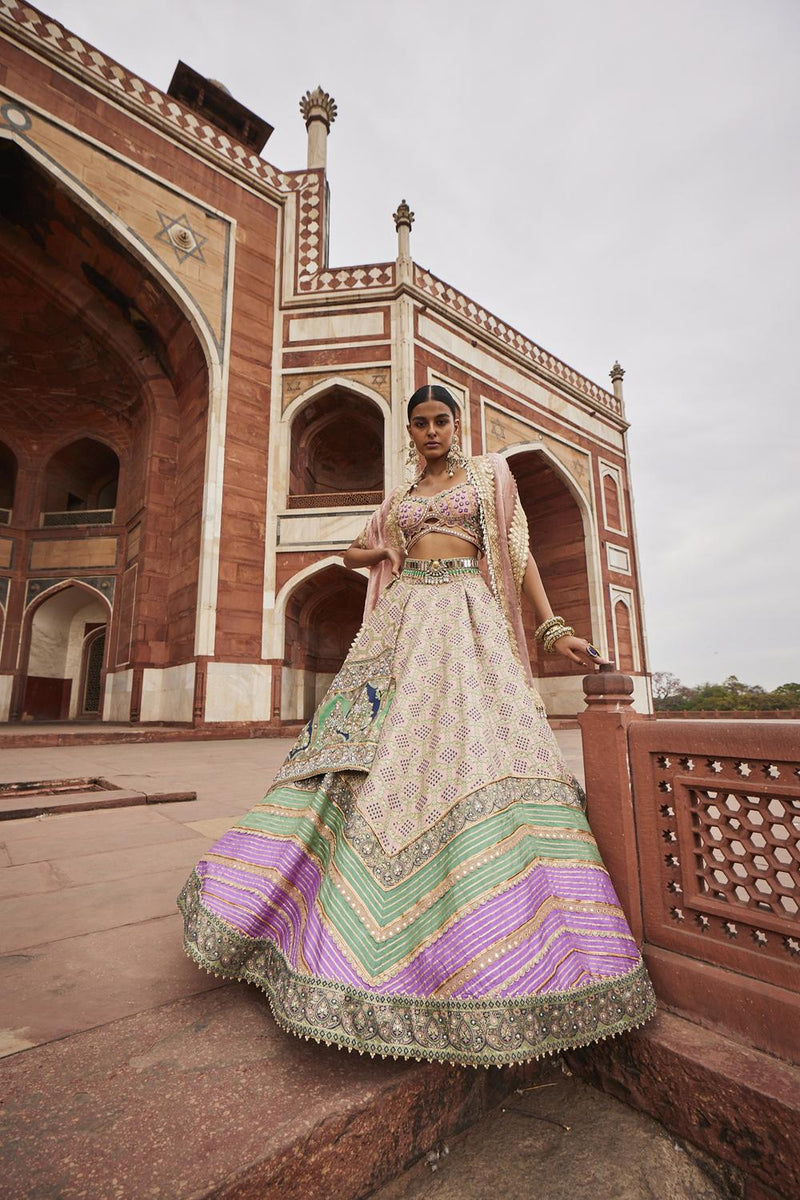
[407,384,459,419]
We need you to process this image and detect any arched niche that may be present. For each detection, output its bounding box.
[506,449,595,678]
[42,438,120,518]
[0,135,222,661]
[613,597,636,672]
[288,387,384,504]
[281,563,367,720]
[0,442,17,517]
[21,582,110,721]
[602,470,624,533]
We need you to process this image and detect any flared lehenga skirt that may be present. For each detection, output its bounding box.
[178,563,656,1066]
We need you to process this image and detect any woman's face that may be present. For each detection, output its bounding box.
[407,400,459,463]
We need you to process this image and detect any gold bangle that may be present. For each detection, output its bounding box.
[534,615,566,643]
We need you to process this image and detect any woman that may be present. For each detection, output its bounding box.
[179,385,656,1066]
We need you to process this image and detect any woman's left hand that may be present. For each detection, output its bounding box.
[553,635,612,671]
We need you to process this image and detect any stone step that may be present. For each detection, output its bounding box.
[370,1063,740,1200]
[0,722,306,750]
[565,1009,800,1200]
[0,983,546,1200]
[0,787,196,820]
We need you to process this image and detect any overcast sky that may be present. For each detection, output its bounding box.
[39,0,800,689]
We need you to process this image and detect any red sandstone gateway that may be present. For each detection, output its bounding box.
[0,2,646,736]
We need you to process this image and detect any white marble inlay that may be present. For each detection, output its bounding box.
[277,510,371,547]
[103,668,133,721]
[288,311,385,342]
[417,314,624,450]
[140,662,195,723]
[0,674,12,722]
[204,661,272,722]
[606,543,631,573]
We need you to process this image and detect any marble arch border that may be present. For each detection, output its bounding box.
[0,116,231,660]
[281,376,392,498]
[13,577,113,721]
[264,555,368,663]
[499,441,607,657]
[262,375,389,647]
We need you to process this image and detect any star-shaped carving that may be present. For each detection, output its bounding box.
[155,211,208,264]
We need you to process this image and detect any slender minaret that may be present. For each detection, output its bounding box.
[299,86,337,170]
[610,361,625,405]
[393,198,415,283]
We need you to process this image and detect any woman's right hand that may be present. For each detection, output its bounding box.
[384,547,405,579]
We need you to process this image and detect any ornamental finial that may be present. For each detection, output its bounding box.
[610,361,625,383]
[299,86,338,131]
[393,199,415,231]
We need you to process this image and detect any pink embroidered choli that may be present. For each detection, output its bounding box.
[397,482,483,555]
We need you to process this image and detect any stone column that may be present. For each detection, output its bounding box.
[299,87,337,170]
[393,198,414,261]
[577,665,645,942]
[609,360,625,405]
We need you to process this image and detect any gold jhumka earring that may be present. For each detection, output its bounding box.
[406,439,423,485]
[445,436,467,477]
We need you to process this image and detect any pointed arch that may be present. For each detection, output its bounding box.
[282,375,391,424]
[266,555,368,661]
[0,132,229,658]
[17,580,112,720]
[500,442,606,660]
[279,560,369,721]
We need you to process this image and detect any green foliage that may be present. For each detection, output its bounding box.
[652,673,800,712]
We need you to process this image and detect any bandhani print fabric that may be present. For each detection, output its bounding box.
[179,556,657,1067]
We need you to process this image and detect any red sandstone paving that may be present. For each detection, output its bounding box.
[0,733,587,1195]
[0,864,198,953]
[2,805,203,865]
[1,914,224,1050]
[0,858,61,899]
[49,833,213,888]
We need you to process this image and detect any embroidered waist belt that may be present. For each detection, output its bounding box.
[402,557,480,583]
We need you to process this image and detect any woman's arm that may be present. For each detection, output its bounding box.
[520,550,611,668]
[521,551,554,624]
[342,543,405,577]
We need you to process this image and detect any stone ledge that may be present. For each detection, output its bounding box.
[0,722,305,750]
[0,982,548,1200]
[564,1009,800,1200]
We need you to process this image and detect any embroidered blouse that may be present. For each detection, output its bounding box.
[397,482,483,554]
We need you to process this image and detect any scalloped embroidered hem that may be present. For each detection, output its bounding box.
[178,871,657,1069]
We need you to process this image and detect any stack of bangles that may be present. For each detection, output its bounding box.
[534,615,575,653]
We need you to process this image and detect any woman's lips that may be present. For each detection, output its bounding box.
[425,442,440,448]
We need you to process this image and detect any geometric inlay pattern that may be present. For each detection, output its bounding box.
[648,749,800,977]
[155,210,207,264]
[688,786,799,923]
[414,266,621,417]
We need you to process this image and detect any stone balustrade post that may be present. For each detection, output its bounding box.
[577,664,645,943]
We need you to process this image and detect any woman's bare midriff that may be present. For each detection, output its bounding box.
[407,533,478,559]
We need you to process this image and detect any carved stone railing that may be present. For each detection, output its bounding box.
[40,509,115,527]
[285,492,382,510]
[578,668,800,1063]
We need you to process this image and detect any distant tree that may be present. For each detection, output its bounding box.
[652,672,800,712]
[651,671,685,705]
[764,682,800,710]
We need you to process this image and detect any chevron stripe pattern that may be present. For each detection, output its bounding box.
[180,568,655,1064]
[180,772,655,1065]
